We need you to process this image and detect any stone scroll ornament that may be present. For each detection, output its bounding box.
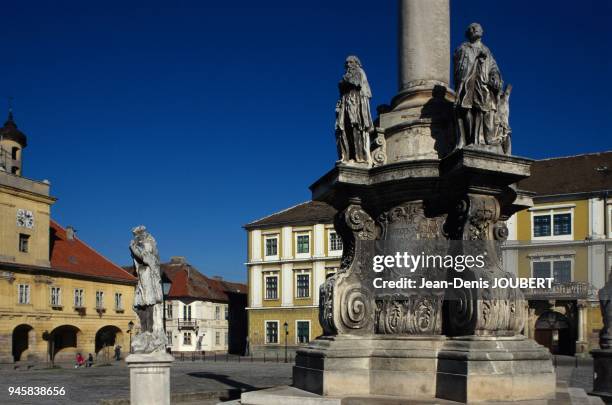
[454,23,512,155]
[129,226,168,353]
[319,202,377,336]
[444,195,526,336]
[599,270,612,349]
[335,56,374,165]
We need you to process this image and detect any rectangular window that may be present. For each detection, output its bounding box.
[329,232,343,252]
[51,287,61,306]
[532,258,572,283]
[224,332,228,345]
[265,275,278,300]
[215,331,220,345]
[215,306,221,320]
[114,293,123,310]
[224,306,229,320]
[18,234,30,253]
[18,284,30,304]
[96,291,104,309]
[265,321,278,344]
[532,210,573,238]
[183,333,192,345]
[183,304,191,320]
[553,213,571,236]
[533,215,551,237]
[265,237,278,257]
[296,234,310,254]
[74,288,84,307]
[167,331,173,345]
[296,274,310,298]
[166,302,173,319]
[297,321,310,344]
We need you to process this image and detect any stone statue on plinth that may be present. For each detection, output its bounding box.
[454,23,511,154]
[600,277,612,349]
[129,225,167,353]
[591,270,612,402]
[335,55,374,165]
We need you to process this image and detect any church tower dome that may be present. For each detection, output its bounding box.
[0,108,28,176]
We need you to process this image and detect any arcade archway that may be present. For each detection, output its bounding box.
[12,324,34,362]
[95,325,123,355]
[50,325,81,361]
[534,311,573,355]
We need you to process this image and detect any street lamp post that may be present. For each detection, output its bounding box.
[127,321,134,353]
[283,322,288,363]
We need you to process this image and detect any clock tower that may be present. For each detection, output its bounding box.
[0,109,56,267]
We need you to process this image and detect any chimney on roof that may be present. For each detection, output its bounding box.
[66,226,76,241]
[170,256,186,264]
[213,276,223,281]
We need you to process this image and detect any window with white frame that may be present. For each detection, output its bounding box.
[18,234,30,253]
[114,292,123,310]
[265,321,279,344]
[183,332,192,345]
[297,320,310,344]
[265,274,278,300]
[95,291,104,309]
[224,332,228,345]
[531,256,573,283]
[296,273,310,298]
[167,331,173,345]
[215,306,221,320]
[224,306,229,320]
[265,235,278,257]
[74,288,84,307]
[296,233,310,255]
[329,231,343,252]
[18,284,30,304]
[51,287,61,306]
[166,302,173,319]
[215,331,220,345]
[183,304,192,320]
[532,209,573,239]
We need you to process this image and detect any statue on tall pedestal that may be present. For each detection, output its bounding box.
[454,23,511,154]
[335,55,374,165]
[599,272,612,349]
[129,225,167,354]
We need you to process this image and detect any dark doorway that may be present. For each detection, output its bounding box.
[534,311,573,355]
[95,326,121,354]
[50,325,80,360]
[12,324,34,361]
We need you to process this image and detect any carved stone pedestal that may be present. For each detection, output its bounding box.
[293,335,446,399]
[126,352,173,405]
[436,336,555,403]
[591,349,612,404]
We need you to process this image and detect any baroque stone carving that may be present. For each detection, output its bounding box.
[378,201,446,241]
[454,23,511,154]
[335,56,374,165]
[130,225,167,353]
[371,128,387,167]
[318,203,376,336]
[375,294,443,335]
[445,195,527,336]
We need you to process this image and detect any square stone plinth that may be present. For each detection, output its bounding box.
[126,352,174,405]
[436,336,556,403]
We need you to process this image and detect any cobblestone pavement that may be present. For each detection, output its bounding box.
[0,360,292,405]
[0,355,597,405]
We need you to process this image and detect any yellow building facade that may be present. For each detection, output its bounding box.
[0,111,138,364]
[504,152,611,355]
[244,201,341,355]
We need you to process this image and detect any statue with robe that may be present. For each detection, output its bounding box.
[454,23,511,153]
[335,55,374,164]
[600,272,612,349]
[129,225,167,353]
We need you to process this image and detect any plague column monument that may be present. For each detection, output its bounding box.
[242,0,557,403]
[125,226,173,405]
[591,268,612,403]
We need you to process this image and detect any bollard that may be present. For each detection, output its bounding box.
[214,353,217,362]
[263,353,266,363]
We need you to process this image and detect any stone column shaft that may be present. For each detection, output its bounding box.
[398,0,450,94]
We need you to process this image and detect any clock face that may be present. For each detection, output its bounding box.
[16,209,34,229]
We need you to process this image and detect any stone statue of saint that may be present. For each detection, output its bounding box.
[335,55,374,165]
[454,23,510,153]
[129,225,167,353]
[599,273,612,349]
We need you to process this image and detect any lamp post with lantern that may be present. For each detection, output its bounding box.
[283,322,289,363]
[127,320,134,353]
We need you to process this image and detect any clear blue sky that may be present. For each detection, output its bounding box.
[1,1,610,282]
